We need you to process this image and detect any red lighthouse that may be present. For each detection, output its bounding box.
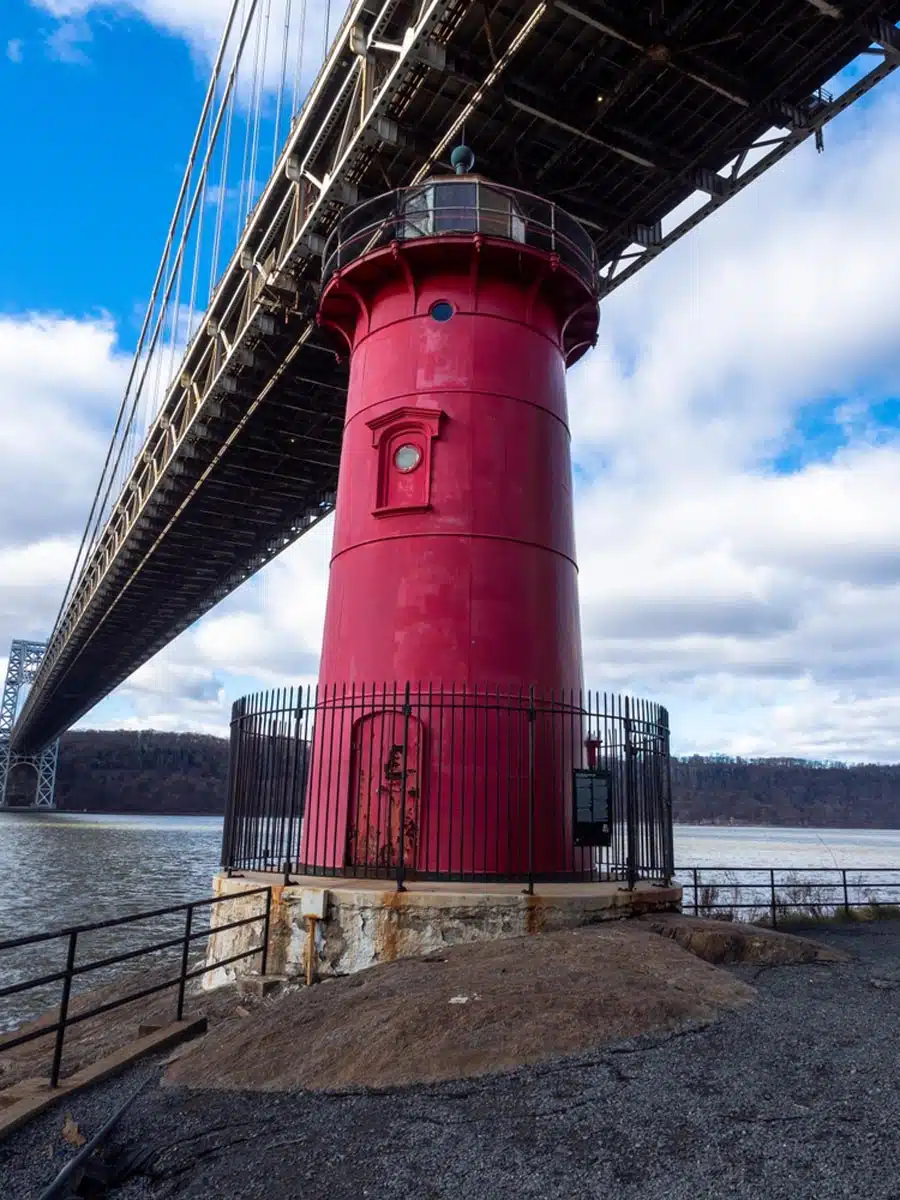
[300,151,600,880]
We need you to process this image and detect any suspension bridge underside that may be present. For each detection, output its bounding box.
[11,0,900,755]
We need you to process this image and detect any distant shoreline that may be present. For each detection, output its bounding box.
[674,820,900,831]
[0,809,224,818]
[1,810,898,833]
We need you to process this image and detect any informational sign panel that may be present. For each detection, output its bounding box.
[572,769,612,847]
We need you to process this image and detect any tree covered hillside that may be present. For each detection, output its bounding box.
[56,730,229,814]
[671,755,900,828]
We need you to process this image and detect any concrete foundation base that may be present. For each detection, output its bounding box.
[203,874,683,988]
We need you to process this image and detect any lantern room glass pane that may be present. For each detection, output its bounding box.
[401,186,434,239]
[432,181,478,233]
[478,186,526,243]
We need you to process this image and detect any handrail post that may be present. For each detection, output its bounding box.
[692,867,699,916]
[260,887,272,976]
[770,869,778,929]
[842,868,850,918]
[50,931,78,1088]
[176,903,194,1021]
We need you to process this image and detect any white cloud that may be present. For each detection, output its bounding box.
[6,39,24,62]
[30,0,339,91]
[33,0,232,57]
[0,315,126,549]
[565,82,900,761]
[45,18,91,63]
[0,315,127,649]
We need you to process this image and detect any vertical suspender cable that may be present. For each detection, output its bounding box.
[292,0,308,117]
[274,0,292,165]
[166,196,190,397]
[209,0,243,301]
[187,111,214,347]
[248,0,273,217]
[322,0,332,60]
[210,56,238,301]
[239,3,263,227]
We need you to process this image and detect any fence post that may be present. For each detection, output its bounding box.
[842,869,850,918]
[50,931,78,1088]
[662,712,674,886]
[176,904,194,1021]
[396,683,412,893]
[221,699,240,869]
[692,868,699,916]
[527,687,536,896]
[260,887,272,976]
[770,869,778,929]
[624,702,636,891]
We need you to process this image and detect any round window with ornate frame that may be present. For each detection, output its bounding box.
[393,443,422,473]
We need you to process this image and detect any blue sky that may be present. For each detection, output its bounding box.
[2,2,208,336]
[2,3,900,761]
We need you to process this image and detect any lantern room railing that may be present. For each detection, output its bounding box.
[320,179,599,294]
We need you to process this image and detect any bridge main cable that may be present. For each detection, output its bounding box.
[52,0,254,647]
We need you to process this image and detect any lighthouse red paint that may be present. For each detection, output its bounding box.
[300,177,600,878]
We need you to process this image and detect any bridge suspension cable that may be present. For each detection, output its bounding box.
[50,0,331,646]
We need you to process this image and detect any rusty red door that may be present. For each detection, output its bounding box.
[347,711,423,871]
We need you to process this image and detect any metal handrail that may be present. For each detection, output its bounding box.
[678,866,900,929]
[321,178,599,293]
[0,886,273,1087]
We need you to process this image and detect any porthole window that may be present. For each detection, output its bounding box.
[393,443,422,473]
[430,301,454,322]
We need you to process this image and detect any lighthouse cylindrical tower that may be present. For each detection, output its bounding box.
[301,175,600,880]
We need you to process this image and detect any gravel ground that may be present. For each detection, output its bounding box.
[3,922,900,1200]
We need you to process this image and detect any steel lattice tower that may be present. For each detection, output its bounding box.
[0,640,59,808]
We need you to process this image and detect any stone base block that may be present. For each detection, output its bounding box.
[203,874,682,988]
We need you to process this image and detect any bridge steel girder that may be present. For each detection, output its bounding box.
[11,0,900,754]
[1,640,59,807]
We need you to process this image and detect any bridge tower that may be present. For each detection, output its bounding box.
[0,640,59,809]
[301,151,600,876]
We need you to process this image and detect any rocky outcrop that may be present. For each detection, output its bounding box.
[170,923,755,1091]
[638,913,848,966]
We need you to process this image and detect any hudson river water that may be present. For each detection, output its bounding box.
[1,813,899,1029]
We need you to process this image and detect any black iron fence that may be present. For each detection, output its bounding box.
[678,866,900,928]
[222,684,674,889]
[0,888,271,1087]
